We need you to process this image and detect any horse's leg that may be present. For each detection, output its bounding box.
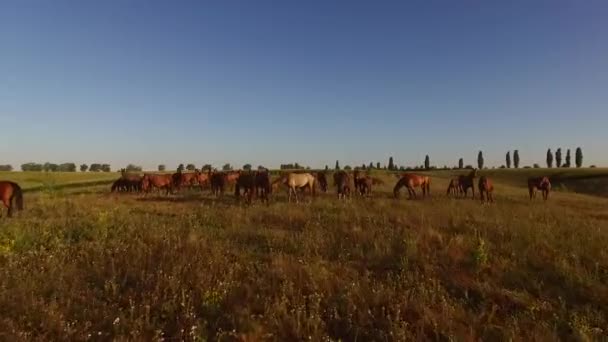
[5,197,13,218]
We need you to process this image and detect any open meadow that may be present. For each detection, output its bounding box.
[0,169,607,340]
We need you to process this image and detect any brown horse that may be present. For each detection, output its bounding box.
[478,176,494,203]
[333,171,351,200]
[393,174,431,199]
[353,170,372,196]
[528,176,551,200]
[446,178,461,197]
[0,181,23,218]
[194,170,211,191]
[224,171,240,191]
[316,171,328,193]
[255,170,272,204]
[173,171,199,191]
[458,169,478,199]
[142,174,173,195]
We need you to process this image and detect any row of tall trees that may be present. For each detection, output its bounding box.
[546,148,583,168]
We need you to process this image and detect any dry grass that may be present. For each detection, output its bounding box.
[0,171,607,340]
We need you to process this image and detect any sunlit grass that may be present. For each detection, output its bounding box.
[0,171,606,340]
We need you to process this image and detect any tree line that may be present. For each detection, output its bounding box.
[17,163,112,172]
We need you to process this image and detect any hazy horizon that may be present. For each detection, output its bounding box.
[2,1,607,170]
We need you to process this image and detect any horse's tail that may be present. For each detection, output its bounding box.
[13,183,23,211]
[425,177,431,195]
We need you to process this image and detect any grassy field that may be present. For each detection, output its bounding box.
[0,169,607,340]
[0,171,118,191]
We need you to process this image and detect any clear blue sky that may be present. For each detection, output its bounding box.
[1,0,607,170]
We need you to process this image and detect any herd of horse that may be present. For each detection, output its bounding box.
[110,168,553,204]
[0,169,554,217]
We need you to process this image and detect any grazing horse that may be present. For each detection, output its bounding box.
[235,171,256,203]
[528,176,551,200]
[478,176,494,203]
[277,172,316,203]
[255,170,272,204]
[446,178,462,197]
[393,174,431,199]
[112,179,142,193]
[316,171,328,193]
[142,174,173,195]
[353,170,373,196]
[0,181,23,218]
[333,171,351,200]
[458,169,478,199]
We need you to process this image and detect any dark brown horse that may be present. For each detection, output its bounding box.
[210,171,226,197]
[142,174,173,195]
[528,176,551,200]
[478,176,494,203]
[0,181,23,218]
[353,170,373,196]
[333,171,351,200]
[393,174,431,199]
[235,171,256,203]
[255,170,272,204]
[458,169,478,199]
[316,171,328,193]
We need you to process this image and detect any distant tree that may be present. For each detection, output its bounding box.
[186,164,196,171]
[555,148,562,168]
[565,149,571,167]
[294,162,301,169]
[465,164,474,169]
[575,147,583,168]
[361,163,366,170]
[477,151,484,169]
[344,165,352,170]
[202,164,212,171]
[458,158,464,169]
[506,151,511,169]
[58,163,77,172]
[80,164,88,172]
[325,165,329,171]
[243,164,252,171]
[89,163,102,172]
[158,164,166,172]
[533,163,540,168]
[424,155,430,170]
[0,165,13,171]
[399,166,405,171]
[335,160,340,170]
[177,164,185,172]
[369,162,374,169]
[222,163,233,171]
[376,162,381,169]
[101,164,111,172]
[43,162,59,172]
[513,150,520,168]
[125,164,142,172]
[388,157,395,171]
[546,149,553,168]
